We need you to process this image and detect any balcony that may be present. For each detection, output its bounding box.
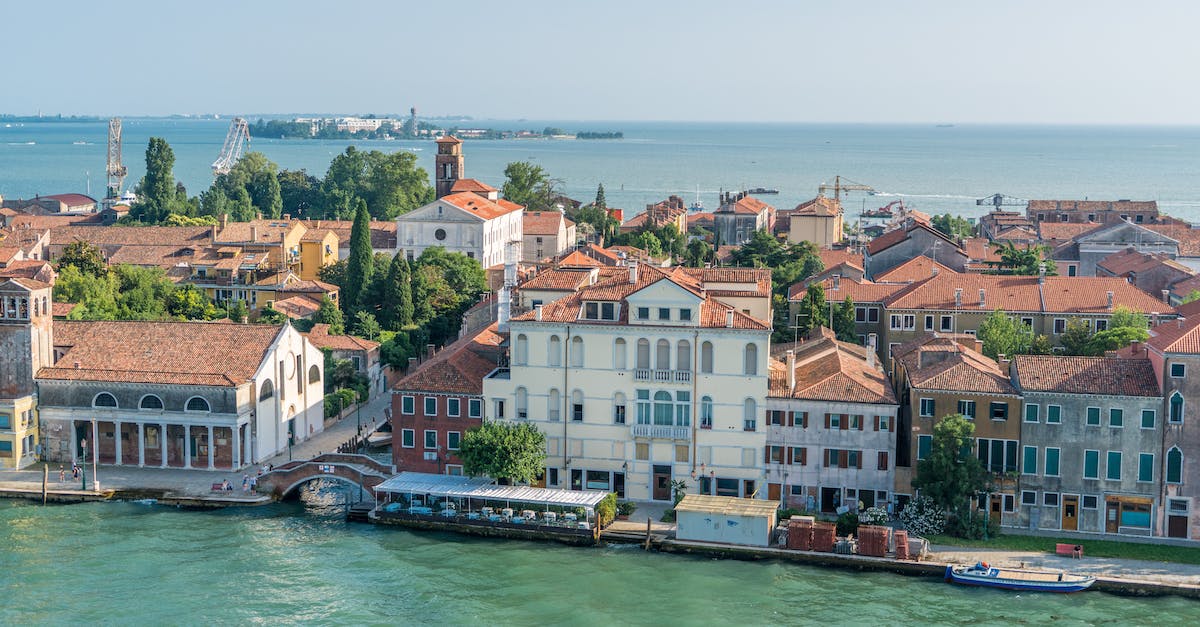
[631,424,691,440]
[633,369,692,383]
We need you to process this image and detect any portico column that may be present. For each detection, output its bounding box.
[114,420,122,465]
[137,423,145,467]
[243,424,253,466]
[233,424,241,470]
[184,426,192,469]
[160,423,167,468]
[207,425,214,469]
[70,423,78,462]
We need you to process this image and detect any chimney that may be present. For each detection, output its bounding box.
[954,288,962,308]
[210,224,218,244]
[931,266,939,277]
[407,357,417,372]
[535,304,543,322]
[251,226,259,242]
[979,289,986,309]
[974,338,984,353]
[1039,263,1046,283]
[1162,289,1170,304]
[786,350,796,392]
[1179,316,1186,329]
[283,213,291,220]
[220,213,229,229]
[73,361,81,369]
[1129,340,1142,356]
[726,309,734,328]
[1106,291,1114,310]
[831,275,841,291]
[628,261,638,284]
[426,343,435,359]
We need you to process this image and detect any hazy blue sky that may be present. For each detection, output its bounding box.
[9,0,1199,123]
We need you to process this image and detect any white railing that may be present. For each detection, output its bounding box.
[633,369,692,383]
[631,424,691,440]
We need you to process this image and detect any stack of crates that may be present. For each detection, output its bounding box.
[856,525,891,557]
[893,530,910,560]
[812,521,837,552]
[787,517,813,550]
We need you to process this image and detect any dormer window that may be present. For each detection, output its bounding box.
[582,301,617,321]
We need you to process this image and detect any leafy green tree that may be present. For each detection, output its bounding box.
[794,283,827,336]
[55,240,108,278]
[414,246,488,299]
[162,213,218,226]
[990,241,1056,276]
[382,253,414,329]
[572,204,618,244]
[833,297,857,343]
[1182,290,1200,304]
[1060,319,1093,355]
[54,265,118,318]
[977,309,1033,358]
[130,137,179,224]
[1029,334,1054,355]
[458,421,547,484]
[278,169,322,218]
[256,304,287,325]
[931,213,975,240]
[501,161,560,212]
[343,200,374,314]
[1086,326,1149,355]
[351,311,382,341]
[684,239,713,268]
[112,265,175,320]
[167,284,219,320]
[1108,306,1148,330]
[633,231,663,257]
[312,296,345,334]
[320,147,433,220]
[226,299,249,323]
[201,152,282,221]
[912,414,985,513]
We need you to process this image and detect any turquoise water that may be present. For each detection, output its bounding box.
[0,486,1196,625]
[3,119,1200,223]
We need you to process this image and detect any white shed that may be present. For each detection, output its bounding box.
[674,495,779,547]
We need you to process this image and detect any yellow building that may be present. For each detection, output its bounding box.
[0,396,38,470]
[299,229,340,281]
[787,196,843,247]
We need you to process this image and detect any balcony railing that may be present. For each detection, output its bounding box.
[633,369,692,383]
[631,424,691,440]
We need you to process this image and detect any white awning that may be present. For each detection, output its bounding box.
[375,471,609,509]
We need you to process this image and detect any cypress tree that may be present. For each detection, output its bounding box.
[344,199,373,314]
[383,253,414,329]
[594,183,607,210]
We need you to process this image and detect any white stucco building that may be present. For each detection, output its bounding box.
[396,192,523,268]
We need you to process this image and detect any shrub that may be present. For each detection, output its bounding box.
[898,495,946,536]
[778,507,802,521]
[596,493,617,527]
[859,506,889,526]
[661,509,676,523]
[836,511,859,536]
[617,501,638,517]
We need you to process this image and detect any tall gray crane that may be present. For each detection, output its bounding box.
[212,118,250,176]
[105,118,127,201]
[976,193,1027,209]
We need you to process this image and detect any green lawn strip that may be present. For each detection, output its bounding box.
[925,534,1200,566]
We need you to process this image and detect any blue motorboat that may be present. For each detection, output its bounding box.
[945,563,1095,593]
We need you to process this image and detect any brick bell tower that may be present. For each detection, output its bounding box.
[434,135,464,199]
[0,275,54,468]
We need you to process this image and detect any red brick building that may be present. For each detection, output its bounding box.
[390,324,504,474]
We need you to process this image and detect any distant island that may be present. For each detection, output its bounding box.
[249,117,621,141]
[0,114,103,123]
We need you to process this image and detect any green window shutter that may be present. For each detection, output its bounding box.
[1138,453,1153,482]
[1141,410,1155,429]
[1024,404,1039,423]
[1045,448,1060,476]
[1168,449,1183,484]
[1022,446,1038,475]
[1107,451,1122,480]
[1110,408,1123,427]
[1086,407,1100,426]
[1046,405,1061,424]
[917,435,932,460]
[1083,450,1099,479]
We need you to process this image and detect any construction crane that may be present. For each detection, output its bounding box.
[212,117,250,176]
[817,175,874,200]
[105,118,127,202]
[976,193,1027,209]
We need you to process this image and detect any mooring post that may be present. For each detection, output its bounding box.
[42,465,48,505]
[644,517,652,550]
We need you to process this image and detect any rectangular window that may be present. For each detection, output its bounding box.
[1141,409,1155,429]
[0,413,9,429]
[495,400,505,419]
[1138,453,1154,483]
[990,402,1008,421]
[447,398,461,417]
[1021,317,1034,328]
[1082,495,1098,509]
[601,302,616,320]
[1086,407,1100,426]
[876,415,891,431]
[958,400,976,419]
[1021,490,1036,506]
[424,397,437,416]
[657,307,670,320]
[1046,405,1061,424]
[1083,450,1099,479]
[855,307,867,323]
[676,445,690,463]
[1094,319,1107,332]
[940,315,953,331]
[904,315,915,330]
[584,302,599,319]
[868,308,879,323]
[1054,319,1066,334]
[635,443,649,460]
[1045,447,1060,477]
[890,314,902,330]
[401,429,415,448]
[1043,492,1059,507]
[614,404,626,424]
[877,451,889,471]
[1024,403,1040,423]
[919,398,935,418]
[637,307,649,320]
[924,315,934,331]
[850,414,863,430]
[827,413,841,429]
[1022,446,1038,475]
[766,445,784,464]
[424,430,437,449]
[768,410,786,426]
[1171,363,1186,378]
[1109,408,1123,428]
[791,447,807,466]
[468,399,482,418]
[447,432,461,450]
[1106,451,1122,480]
[917,434,932,460]
[402,396,415,415]
[679,308,692,321]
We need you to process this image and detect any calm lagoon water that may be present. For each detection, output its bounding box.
[0,486,1196,625]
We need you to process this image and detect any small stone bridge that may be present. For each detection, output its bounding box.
[257,453,395,500]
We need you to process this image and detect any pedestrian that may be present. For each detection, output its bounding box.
[242,475,250,492]
[249,475,257,491]
[58,465,66,482]
[72,464,79,479]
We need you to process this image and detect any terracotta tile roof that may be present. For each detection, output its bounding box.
[866,219,962,256]
[41,193,97,207]
[520,268,599,291]
[881,273,1171,315]
[1170,275,1200,299]
[791,196,841,216]
[790,275,914,303]
[0,260,55,283]
[436,135,462,145]
[1036,222,1102,243]
[768,335,896,404]
[896,335,1016,395]
[305,323,379,352]
[962,238,1002,263]
[818,248,863,271]
[51,225,211,247]
[720,195,773,215]
[1,276,52,291]
[557,250,603,268]
[1012,355,1160,397]
[450,178,497,194]
[1041,276,1172,314]
[214,219,303,244]
[10,214,102,231]
[994,226,1038,241]
[873,256,954,283]
[439,192,523,220]
[300,220,396,250]
[523,210,573,235]
[1144,224,1200,256]
[273,295,321,319]
[0,247,19,264]
[278,279,339,295]
[1147,316,1200,354]
[1028,199,1158,214]
[393,324,504,395]
[679,267,772,298]
[688,212,715,228]
[1098,247,1193,277]
[106,245,201,267]
[40,320,284,387]
[52,302,77,318]
[577,243,622,266]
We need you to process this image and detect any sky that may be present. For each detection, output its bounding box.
[8,0,1200,124]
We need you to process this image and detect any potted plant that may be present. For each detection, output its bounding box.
[616,501,638,520]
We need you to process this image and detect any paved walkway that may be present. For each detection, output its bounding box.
[928,544,1200,585]
[0,392,395,499]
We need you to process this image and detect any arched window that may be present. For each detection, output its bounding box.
[93,393,118,408]
[296,355,304,394]
[743,398,757,431]
[259,380,275,401]
[701,396,714,429]
[138,395,163,410]
[613,392,627,424]
[743,343,758,375]
[515,334,528,365]
[571,336,584,368]
[614,338,627,370]
[308,365,320,384]
[636,339,650,369]
[548,388,561,421]
[1171,392,1185,424]
[186,396,211,413]
[676,340,691,372]
[33,298,38,317]
[516,387,528,419]
[656,339,671,371]
[548,335,562,367]
[654,391,673,425]
[1167,447,1183,484]
[701,341,714,373]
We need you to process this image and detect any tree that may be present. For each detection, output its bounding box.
[256,304,287,325]
[457,421,547,484]
[1108,306,1149,331]
[977,309,1033,358]
[1059,319,1093,356]
[912,414,985,513]
[381,253,414,329]
[931,213,974,240]
[55,240,108,278]
[832,297,857,343]
[130,137,179,224]
[794,283,827,336]
[166,284,219,320]
[572,204,618,244]
[319,146,433,220]
[1086,326,1149,355]
[501,161,560,212]
[313,296,345,334]
[351,311,381,340]
[593,183,607,210]
[1029,334,1054,355]
[633,231,663,257]
[1182,290,1200,305]
[343,200,374,315]
[684,239,712,268]
[201,152,282,221]
[990,241,1056,276]
[278,169,322,218]
[226,299,249,323]
[162,213,217,226]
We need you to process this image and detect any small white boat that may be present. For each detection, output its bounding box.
[945,563,1095,593]
[366,423,392,447]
